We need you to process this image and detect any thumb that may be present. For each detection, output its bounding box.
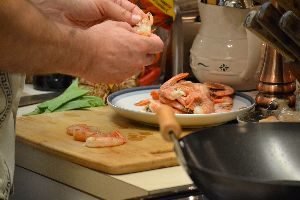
[100,0,142,25]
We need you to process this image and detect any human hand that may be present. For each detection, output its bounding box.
[69,20,164,83]
[31,0,146,28]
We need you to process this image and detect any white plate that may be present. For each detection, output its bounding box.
[107,86,255,128]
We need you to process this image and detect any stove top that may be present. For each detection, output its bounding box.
[139,186,209,200]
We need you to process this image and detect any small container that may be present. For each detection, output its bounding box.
[33,74,74,92]
[237,110,267,123]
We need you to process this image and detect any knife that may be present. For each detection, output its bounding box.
[244,10,296,61]
[279,11,300,47]
[19,92,62,107]
[276,0,300,17]
[256,2,300,60]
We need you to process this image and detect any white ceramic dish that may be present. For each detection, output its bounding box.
[107,85,255,128]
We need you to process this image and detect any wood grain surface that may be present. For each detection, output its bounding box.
[16,106,191,174]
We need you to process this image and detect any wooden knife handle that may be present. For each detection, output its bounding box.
[156,104,182,142]
[279,11,300,47]
[277,0,300,17]
[256,2,300,60]
[244,10,296,61]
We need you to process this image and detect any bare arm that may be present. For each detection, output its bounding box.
[0,0,81,75]
[0,0,164,83]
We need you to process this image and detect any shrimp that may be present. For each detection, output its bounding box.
[134,90,160,106]
[66,124,88,136]
[187,84,215,114]
[85,130,127,148]
[135,73,236,115]
[135,99,151,106]
[147,99,186,114]
[134,12,154,36]
[160,73,189,90]
[147,99,161,113]
[159,73,190,101]
[204,82,235,97]
[159,96,190,113]
[150,90,160,100]
[213,96,233,113]
[66,124,99,142]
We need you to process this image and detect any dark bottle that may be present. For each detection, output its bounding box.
[33,74,74,92]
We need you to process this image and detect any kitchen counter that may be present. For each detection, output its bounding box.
[14,85,194,200]
[15,84,258,200]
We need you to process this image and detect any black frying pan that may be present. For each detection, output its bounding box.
[156,105,300,200]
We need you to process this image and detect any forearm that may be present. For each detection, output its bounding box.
[0,0,84,75]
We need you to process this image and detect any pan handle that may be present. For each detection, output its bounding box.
[156,104,182,141]
[156,105,189,169]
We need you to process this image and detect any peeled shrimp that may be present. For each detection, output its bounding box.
[66,124,127,147]
[134,12,153,36]
[85,130,127,148]
[66,124,98,142]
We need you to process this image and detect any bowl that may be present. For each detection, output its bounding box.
[237,109,279,123]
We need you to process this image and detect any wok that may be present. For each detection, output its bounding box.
[156,105,300,200]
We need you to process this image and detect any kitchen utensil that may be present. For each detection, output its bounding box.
[19,92,62,107]
[107,85,255,128]
[256,45,296,108]
[276,0,300,17]
[190,2,263,90]
[255,2,300,60]
[252,0,270,4]
[286,61,300,81]
[16,106,179,174]
[244,10,296,61]
[279,11,300,47]
[258,45,295,84]
[156,105,300,200]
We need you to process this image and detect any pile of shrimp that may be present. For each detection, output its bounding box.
[66,124,127,148]
[135,73,235,114]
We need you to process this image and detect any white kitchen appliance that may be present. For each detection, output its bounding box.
[190,2,263,90]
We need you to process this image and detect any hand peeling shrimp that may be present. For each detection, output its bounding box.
[134,12,153,36]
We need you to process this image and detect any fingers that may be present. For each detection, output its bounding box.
[100,0,144,25]
[111,21,164,54]
[143,34,164,54]
[113,21,134,32]
[144,54,158,66]
[112,0,146,19]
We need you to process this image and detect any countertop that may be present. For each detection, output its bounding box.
[15,84,258,200]
[15,84,194,200]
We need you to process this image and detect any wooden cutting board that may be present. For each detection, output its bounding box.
[16,106,183,175]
